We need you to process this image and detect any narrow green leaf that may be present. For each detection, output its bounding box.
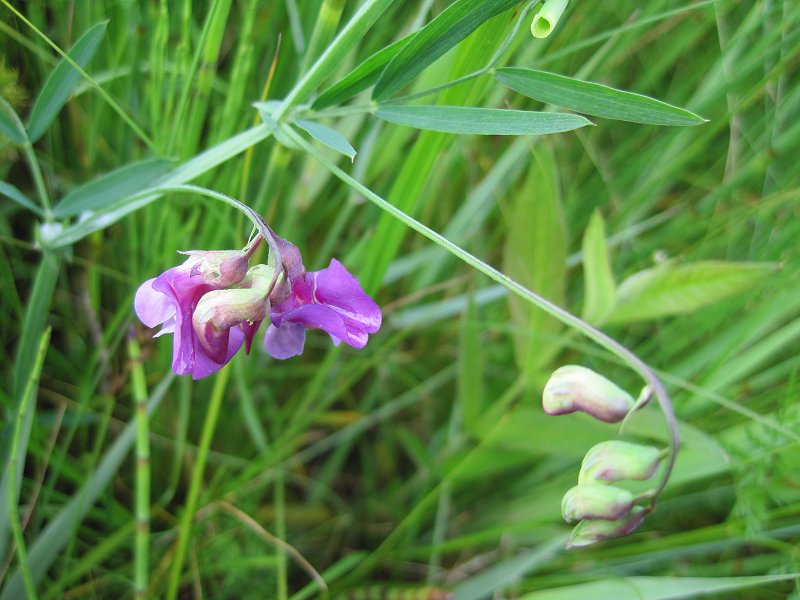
[54,158,173,217]
[312,37,408,110]
[495,67,707,126]
[581,211,616,325]
[373,0,520,101]
[295,119,357,161]
[606,261,779,324]
[0,97,27,144]
[376,106,592,135]
[0,374,173,600]
[518,574,800,600]
[0,181,45,216]
[27,21,108,143]
[0,252,58,570]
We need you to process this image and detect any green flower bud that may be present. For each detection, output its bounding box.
[543,365,634,423]
[566,507,647,549]
[579,441,665,485]
[561,484,634,524]
[531,0,569,39]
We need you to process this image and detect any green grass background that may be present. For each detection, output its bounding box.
[1,0,799,598]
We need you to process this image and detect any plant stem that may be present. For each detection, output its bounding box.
[165,364,231,600]
[283,124,680,507]
[128,335,150,599]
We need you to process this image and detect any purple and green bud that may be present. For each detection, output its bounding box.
[192,264,275,360]
[542,365,634,423]
[566,507,647,549]
[561,484,634,523]
[179,249,249,287]
[579,441,665,485]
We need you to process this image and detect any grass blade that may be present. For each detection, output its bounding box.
[27,21,108,142]
[312,38,408,110]
[54,158,173,218]
[376,105,592,135]
[0,96,27,144]
[495,67,707,126]
[372,0,519,101]
[0,374,173,600]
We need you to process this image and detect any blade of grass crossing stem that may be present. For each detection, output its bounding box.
[372,0,520,100]
[5,328,51,600]
[128,337,150,599]
[494,67,707,126]
[27,21,107,143]
[165,364,232,600]
[0,253,58,567]
[0,374,174,600]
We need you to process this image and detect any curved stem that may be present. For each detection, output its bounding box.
[282,123,680,504]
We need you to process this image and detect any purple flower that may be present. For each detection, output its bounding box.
[135,250,256,379]
[264,259,381,359]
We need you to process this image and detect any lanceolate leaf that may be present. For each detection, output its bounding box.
[312,38,409,110]
[0,97,28,145]
[0,181,45,216]
[495,67,707,126]
[581,211,616,325]
[54,158,173,217]
[27,21,108,143]
[295,119,357,161]
[376,105,591,135]
[373,0,520,101]
[606,261,778,324]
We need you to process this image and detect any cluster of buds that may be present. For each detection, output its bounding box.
[134,226,381,379]
[542,365,666,548]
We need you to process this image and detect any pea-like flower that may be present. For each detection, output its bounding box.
[134,250,254,379]
[264,259,382,359]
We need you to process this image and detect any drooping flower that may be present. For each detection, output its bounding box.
[264,258,381,359]
[135,249,255,379]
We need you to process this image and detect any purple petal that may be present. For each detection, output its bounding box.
[191,325,244,379]
[314,259,381,332]
[264,323,306,359]
[135,278,175,328]
[281,303,350,341]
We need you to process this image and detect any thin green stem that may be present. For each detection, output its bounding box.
[275,473,288,600]
[165,364,231,600]
[22,142,52,220]
[7,327,51,600]
[0,0,155,151]
[128,335,150,599]
[283,123,680,508]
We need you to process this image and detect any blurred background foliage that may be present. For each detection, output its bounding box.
[1,0,799,598]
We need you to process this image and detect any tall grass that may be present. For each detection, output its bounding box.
[1,0,799,598]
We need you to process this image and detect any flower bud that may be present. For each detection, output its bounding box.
[579,441,664,485]
[542,365,634,423]
[180,249,249,287]
[566,507,647,549]
[193,264,275,360]
[561,484,634,524]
